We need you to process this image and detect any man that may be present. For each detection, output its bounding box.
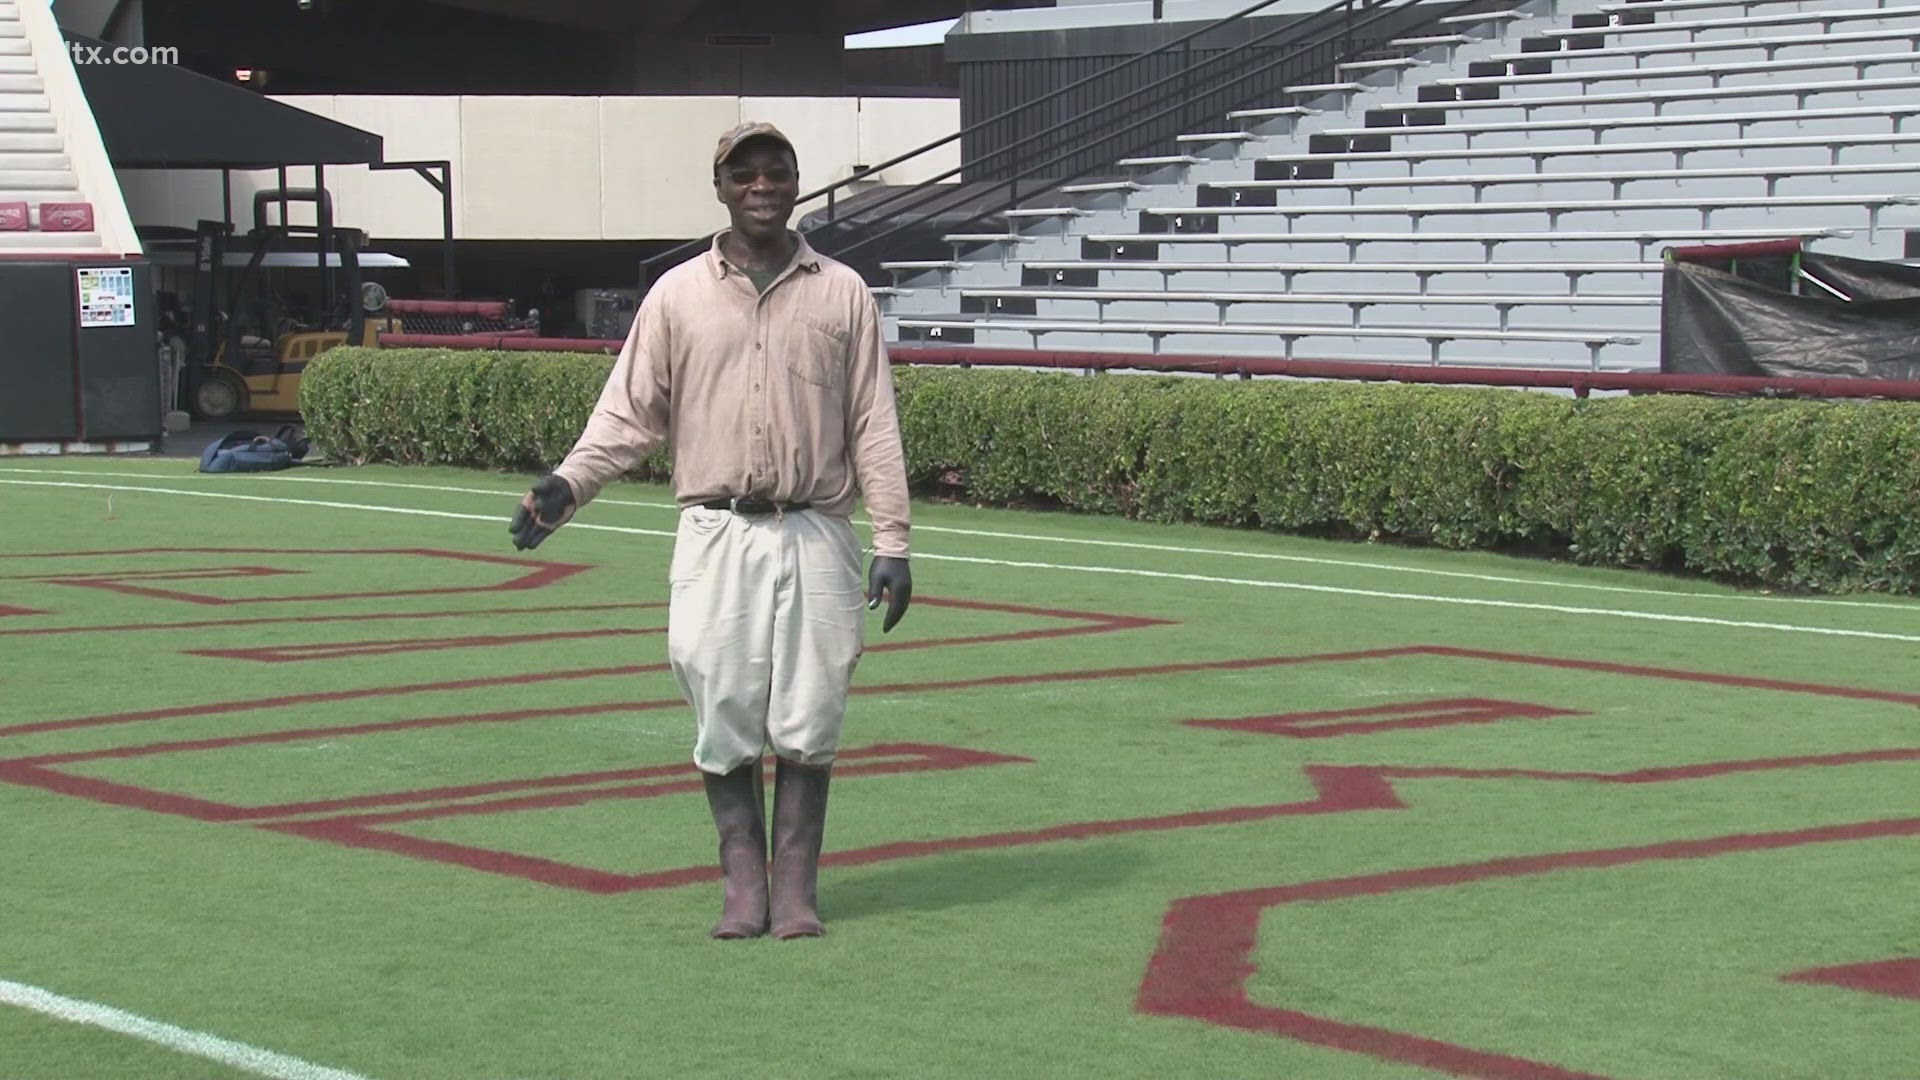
[508,122,913,940]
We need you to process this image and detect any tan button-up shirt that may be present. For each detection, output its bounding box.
[552,232,911,559]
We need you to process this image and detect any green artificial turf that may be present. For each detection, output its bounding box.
[1,458,1916,1080]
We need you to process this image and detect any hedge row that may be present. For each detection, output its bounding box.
[301,346,671,480]
[302,347,1920,593]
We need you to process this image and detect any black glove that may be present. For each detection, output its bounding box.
[866,556,911,633]
[509,474,576,551]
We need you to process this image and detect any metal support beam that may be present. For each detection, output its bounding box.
[316,163,332,305]
[371,159,457,297]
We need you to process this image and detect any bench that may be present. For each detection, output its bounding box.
[955,287,1658,331]
[894,315,1638,367]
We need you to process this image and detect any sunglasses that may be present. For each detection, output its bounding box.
[722,166,796,185]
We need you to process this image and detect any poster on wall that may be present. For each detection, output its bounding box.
[77,266,136,328]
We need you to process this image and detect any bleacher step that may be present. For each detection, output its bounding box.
[1285,82,1365,94]
[0,167,74,187]
[1542,4,1920,45]
[0,230,101,248]
[897,316,1639,348]
[1339,59,1429,72]
[1059,181,1144,194]
[0,197,92,216]
[960,287,1659,308]
[0,153,70,170]
[1437,9,1530,25]
[1227,106,1318,121]
[1175,131,1256,144]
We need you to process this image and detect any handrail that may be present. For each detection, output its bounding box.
[822,0,1489,265]
[639,0,1442,288]
[814,0,1388,249]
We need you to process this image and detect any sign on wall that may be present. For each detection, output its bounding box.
[76,266,136,328]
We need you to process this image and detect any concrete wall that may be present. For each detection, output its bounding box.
[115,94,961,242]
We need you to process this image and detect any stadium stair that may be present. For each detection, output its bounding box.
[878,0,1920,372]
[0,0,139,256]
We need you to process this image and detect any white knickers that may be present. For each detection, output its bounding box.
[666,506,866,774]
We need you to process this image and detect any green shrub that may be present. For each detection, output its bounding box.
[303,348,1920,593]
[301,346,669,479]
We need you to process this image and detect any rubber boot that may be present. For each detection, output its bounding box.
[769,758,832,939]
[701,760,768,939]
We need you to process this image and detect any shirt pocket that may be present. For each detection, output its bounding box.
[786,314,849,387]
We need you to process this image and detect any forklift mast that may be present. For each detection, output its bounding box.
[235,187,366,352]
[183,218,231,409]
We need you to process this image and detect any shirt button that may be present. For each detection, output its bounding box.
[752,383,761,391]
[754,343,762,351]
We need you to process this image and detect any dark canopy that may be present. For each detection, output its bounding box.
[64,31,382,170]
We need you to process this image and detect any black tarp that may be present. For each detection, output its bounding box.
[64,31,382,169]
[1661,251,1920,381]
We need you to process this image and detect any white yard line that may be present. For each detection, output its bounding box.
[4,478,1916,643]
[0,978,375,1080]
[0,479,673,539]
[3,467,1912,612]
[917,553,1920,644]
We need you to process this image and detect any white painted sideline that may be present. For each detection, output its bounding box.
[5,478,1918,644]
[0,978,375,1080]
[3,467,1915,612]
[922,553,1920,645]
[0,478,670,539]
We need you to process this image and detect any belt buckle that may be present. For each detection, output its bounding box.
[731,496,774,516]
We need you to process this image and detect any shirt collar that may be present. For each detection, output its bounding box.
[708,230,822,280]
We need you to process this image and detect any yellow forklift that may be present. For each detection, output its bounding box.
[181,187,398,419]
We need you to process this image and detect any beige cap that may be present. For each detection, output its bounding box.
[713,121,796,167]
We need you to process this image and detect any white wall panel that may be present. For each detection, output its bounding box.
[460,96,600,239]
[329,95,462,241]
[857,97,963,185]
[120,96,960,242]
[600,96,739,239]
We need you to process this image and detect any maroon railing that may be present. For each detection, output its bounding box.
[887,345,1920,400]
[369,333,1920,400]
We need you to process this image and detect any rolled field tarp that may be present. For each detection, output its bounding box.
[1661,241,1920,381]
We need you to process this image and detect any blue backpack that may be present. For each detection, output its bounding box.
[198,425,310,473]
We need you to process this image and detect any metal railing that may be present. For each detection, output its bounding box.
[640,0,1503,288]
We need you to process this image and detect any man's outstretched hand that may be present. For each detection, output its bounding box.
[866,556,912,633]
[509,475,576,550]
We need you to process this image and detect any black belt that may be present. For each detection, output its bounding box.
[701,497,811,515]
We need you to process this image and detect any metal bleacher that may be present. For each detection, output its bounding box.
[880,0,1920,372]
